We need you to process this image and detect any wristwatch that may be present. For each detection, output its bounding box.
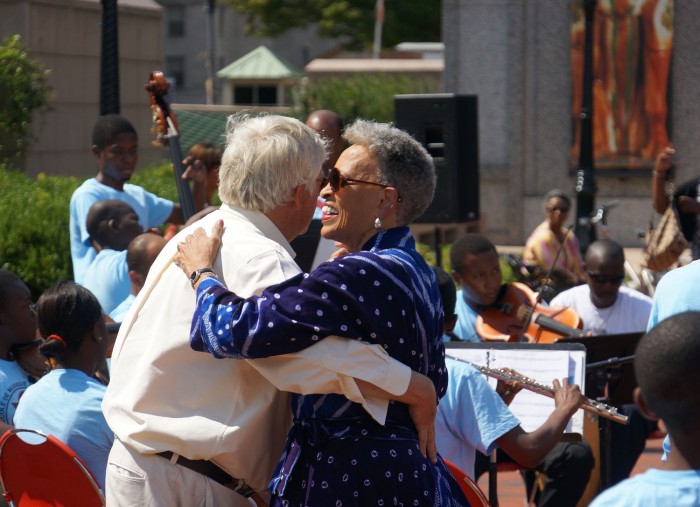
[189,268,216,289]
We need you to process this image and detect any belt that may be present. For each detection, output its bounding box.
[156,451,255,499]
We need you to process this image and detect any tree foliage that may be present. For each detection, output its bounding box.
[0,35,51,167]
[292,73,436,124]
[0,167,76,298]
[223,0,441,49]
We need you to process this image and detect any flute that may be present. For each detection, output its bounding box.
[448,356,628,424]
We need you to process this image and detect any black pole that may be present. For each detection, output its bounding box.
[574,0,597,255]
[204,0,216,104]
[100,0,120,115]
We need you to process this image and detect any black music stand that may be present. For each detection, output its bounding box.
[557,332,643,490]
[557,333,642,406]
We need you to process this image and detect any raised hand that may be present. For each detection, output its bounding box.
[654,146,675,175]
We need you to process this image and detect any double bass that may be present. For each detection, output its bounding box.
[475,282,584,343]
[145,71,197,221]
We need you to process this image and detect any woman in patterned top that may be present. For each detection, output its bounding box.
[175,119,470,506]
[522,189,586,287]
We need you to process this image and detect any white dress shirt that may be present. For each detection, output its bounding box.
[103,205,411,492]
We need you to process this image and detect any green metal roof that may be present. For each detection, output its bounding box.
[173,110,229,154]
[216,45,304,80]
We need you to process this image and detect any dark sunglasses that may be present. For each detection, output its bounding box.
[587,271,624,285]
[321,166,389,193]
[547,206,570,213]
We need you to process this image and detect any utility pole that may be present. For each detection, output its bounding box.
[100,0,120,114]
[373,0,384,59]
[574,0,597,255]
[203,0,216,104]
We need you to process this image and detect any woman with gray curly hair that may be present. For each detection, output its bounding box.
[174,119,470,506]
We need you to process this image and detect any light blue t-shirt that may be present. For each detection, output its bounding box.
[646,261,700,463]
[69,178,173,284]
[109,293,136,323]
[647,260,700,331]
[436,358,520,477]
[453,289,482,342]
[13,369,113,491]
[82,249,130,315]
[0,360,31,425]
[589,468,700,506]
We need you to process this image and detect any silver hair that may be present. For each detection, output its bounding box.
[343,119,436,225]
[217,114,327,212]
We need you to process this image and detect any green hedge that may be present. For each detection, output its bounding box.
[292,74,436,124]
[0,161,178,299]
[0,167,78,298]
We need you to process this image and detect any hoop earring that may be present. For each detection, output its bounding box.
[374,217,382,230]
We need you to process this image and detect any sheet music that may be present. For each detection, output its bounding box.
[446,346,585,434]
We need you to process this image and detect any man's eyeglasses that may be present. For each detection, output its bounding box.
[546,206,570,214]
[321,166,389,193]
[587,271,624,285]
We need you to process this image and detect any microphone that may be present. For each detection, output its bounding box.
[579,201,620,227]
[597,200,619,212]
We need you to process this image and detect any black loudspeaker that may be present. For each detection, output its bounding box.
[394,94,479,223]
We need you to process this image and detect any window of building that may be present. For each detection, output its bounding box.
[258,86,277,105]
[234,86,254,105]
[167,6,185,37]
[233,85,278,105]
[166,56,185,88]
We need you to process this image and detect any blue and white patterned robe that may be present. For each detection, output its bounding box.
[190,227,469,506]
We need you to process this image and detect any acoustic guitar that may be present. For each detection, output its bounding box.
[145,71,197,221]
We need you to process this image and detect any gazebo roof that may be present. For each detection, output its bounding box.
[217,45,304,80]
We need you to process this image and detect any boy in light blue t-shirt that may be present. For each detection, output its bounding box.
[590,312,700,506]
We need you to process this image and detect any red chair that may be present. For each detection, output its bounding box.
[443,458,491,507]
[0,428,105,506]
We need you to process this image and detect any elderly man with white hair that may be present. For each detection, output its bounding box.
[102,115,433,506]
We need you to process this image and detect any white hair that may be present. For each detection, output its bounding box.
[217,114,327,212]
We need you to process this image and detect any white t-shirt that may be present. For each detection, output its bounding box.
[550,285,652,335]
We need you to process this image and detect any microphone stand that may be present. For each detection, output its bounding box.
[516,222,576,341]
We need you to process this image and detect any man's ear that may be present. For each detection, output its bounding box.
[128,270,144,290]
[292,184,309,210]
[107,217,118,231]
[633,387,660,422]
[91,145,102,158]
[451,269,463,285]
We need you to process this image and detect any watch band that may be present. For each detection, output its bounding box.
[189,268,216,289]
